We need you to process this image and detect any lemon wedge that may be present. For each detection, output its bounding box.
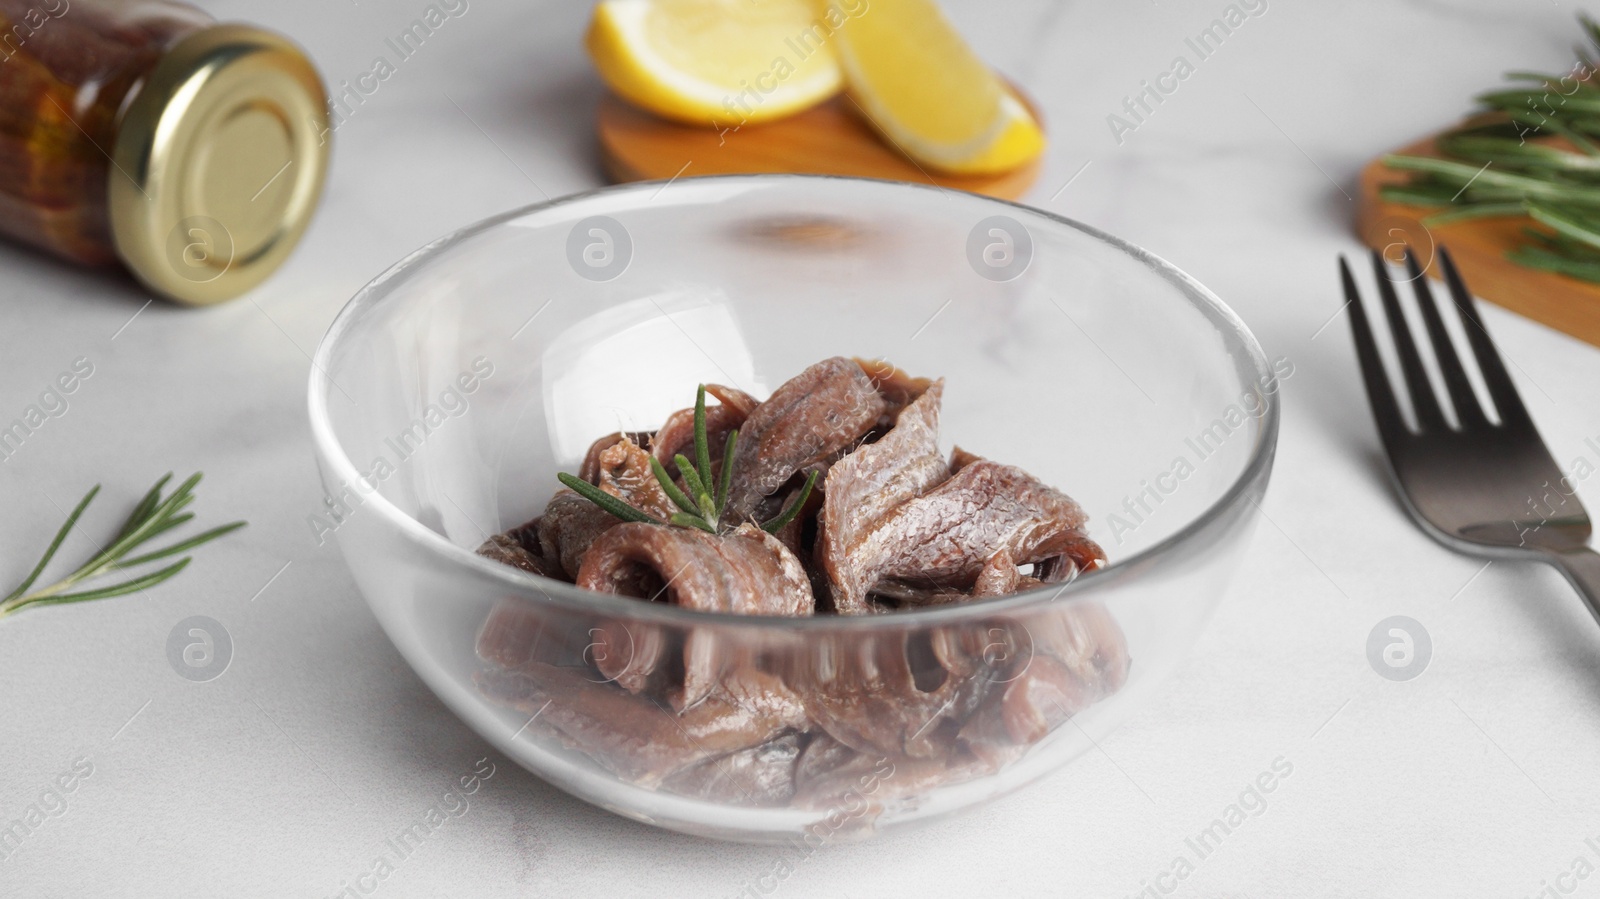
[830,0,1044,174]
[586,0,844,127]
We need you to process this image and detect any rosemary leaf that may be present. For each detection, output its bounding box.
[1385,155,1600,201]
[1504,70,1573,84]
[556,473,661,524]
[112,521,247,570]
[1500,111,1600,157]
[649,456,702,516]
[693,385,714,491]
[1528,199,1600,249]
[762,470,819,534]
[6,559,192,616]
[1422,202,1529,225]
[1509,245,1600,281]
[670,512,717,533]
[116,473,170,540]
[1524,226,1600,256]
[108,472,205,566]
[1477,88,1600,116]
[1440,131,1599,166]
[674,454,709,507]
[139,511,196,544]
[3,484,98,603]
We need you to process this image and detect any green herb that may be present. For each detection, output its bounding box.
[558,385,818,535]
[1381,15,1600,281]
[761,470,819,534]
[555,472,662,524]
[2,473,245,620]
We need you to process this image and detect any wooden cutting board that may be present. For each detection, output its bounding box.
[596,90,1042,200]
[1356,135,1600,347]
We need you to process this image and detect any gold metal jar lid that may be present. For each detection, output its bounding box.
[109,24,330,305]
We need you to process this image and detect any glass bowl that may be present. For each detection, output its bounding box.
[308,174,1279,843]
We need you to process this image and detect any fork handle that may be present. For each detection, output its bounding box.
[1552,547,1600,626]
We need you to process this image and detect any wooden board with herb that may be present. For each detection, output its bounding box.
[1358,137,1600,348]
[1356,16,1600,348]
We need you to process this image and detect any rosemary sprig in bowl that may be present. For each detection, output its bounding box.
[1,472,245,620]
[1381,15,1600,281]
[556,385,817,535]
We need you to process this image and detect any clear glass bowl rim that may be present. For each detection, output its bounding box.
[307,173,1280,631]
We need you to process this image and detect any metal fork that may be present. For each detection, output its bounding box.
[1342,246,1600,621]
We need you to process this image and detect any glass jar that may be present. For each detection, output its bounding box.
[0,0,329,304]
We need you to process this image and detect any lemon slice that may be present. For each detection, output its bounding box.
[830,0,1044,174]
[586,0,844,127]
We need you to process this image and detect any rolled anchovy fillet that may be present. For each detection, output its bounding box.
[474,517,563,580]
[579,430,654,485]
[650,384,758,468]
[537,491,622,580]
[577,522,813,709]
[595,436,676,522]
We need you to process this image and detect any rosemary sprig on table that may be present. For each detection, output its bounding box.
[1,473,245,620]
[557,385,817,535]
[1381,15,1600,281]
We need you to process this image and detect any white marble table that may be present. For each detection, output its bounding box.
[7,0,1600,895]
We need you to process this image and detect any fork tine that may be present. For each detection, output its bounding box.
[1436,247,1532,427]
[1342,256,1407,443]
[1370,250,1448,432]
[1404,248,1489,428]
